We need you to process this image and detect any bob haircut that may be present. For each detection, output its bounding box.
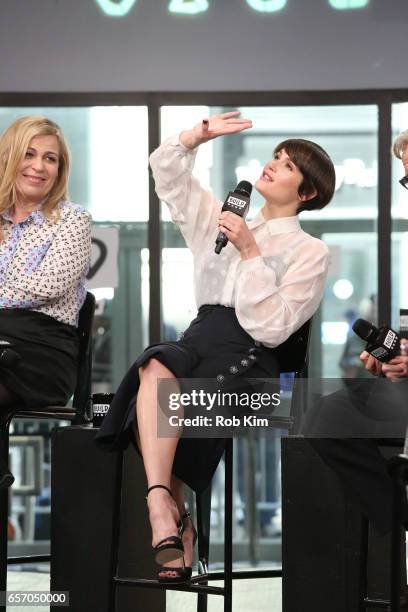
[274,138,336,214]
[0,116,70,239]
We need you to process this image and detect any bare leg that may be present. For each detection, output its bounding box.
[171,474,186,516]
[137,359,183,551]
[158,475,196,578]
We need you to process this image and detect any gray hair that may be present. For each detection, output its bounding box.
[393,130,408,159]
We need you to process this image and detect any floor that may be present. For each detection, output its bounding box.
[7,569,282,611]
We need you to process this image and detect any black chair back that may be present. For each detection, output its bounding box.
[5,291,96,424]
[275,318,312,377]
[72,291,96,421]
[0,291,96,585]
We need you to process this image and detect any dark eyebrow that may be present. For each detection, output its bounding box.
[27,147,59,157]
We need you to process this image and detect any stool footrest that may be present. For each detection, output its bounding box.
[363,597,391,608]
[8,554,50,565]
[191,569,282,582]
[114,575,225,595]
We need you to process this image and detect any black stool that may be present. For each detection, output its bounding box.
[0,292,95,611]
[357,440,407,612]
[109,318,312,612]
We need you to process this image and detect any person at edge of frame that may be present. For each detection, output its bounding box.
[302,129,408,610]
[95,111,336,584]
[0,116,92,489]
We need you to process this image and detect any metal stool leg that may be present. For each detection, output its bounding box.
[0,488,7,612]
[0,421,11,612]
[224,439,233,612]
[108,451,124,612]
[358,516,369,611]
[390,460,407,612]
[196,484,211,612]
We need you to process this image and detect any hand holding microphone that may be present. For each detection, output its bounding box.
[215,180,253,254]
[352,319,400,363]
[353,319,408,380]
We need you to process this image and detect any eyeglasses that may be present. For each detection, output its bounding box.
[399,175,408,190]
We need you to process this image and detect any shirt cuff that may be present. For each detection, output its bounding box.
[175,132,199,154]
[238,256,264,272]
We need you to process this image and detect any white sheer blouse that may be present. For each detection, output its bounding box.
[149,134,330,348]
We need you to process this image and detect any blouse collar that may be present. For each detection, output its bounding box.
[248,210,301,235]
[0,206,46,226]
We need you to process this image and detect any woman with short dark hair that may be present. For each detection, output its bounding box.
[97,111,336,583]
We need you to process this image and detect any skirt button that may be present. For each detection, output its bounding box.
[229,365,238,374]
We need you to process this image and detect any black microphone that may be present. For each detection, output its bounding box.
[215,180,252,254]
[352,319,400,363]
[0,339,21,370]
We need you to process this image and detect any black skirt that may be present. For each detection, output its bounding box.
[95,305,279,492]
[0,309,79,409]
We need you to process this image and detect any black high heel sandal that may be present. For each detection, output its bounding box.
[158,510,198,584]
[146,485,184,565]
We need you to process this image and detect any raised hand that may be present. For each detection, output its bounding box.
[180,111,252,149]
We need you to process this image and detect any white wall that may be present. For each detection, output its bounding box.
[0,0,407,92]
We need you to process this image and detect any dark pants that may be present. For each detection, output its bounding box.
[302,378,408,535]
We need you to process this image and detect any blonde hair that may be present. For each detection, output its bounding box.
[0,116,70,240]
[393,129,408,160]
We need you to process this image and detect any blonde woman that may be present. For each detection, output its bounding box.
[0,116,92,486]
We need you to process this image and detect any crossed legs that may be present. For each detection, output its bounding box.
[134,358,194,577]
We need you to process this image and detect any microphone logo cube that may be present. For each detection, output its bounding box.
[226,195,247,212]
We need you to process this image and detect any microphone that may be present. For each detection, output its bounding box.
[215,180,252,254]
[352,319,400,363]
[0,339,21,369]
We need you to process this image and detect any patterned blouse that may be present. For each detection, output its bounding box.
[150,134,330,348]
[0,200,92,327]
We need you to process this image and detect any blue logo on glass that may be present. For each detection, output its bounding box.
[95,0,370,17]
[245,0,287,11]
[169,0,209,14]
[95,0,138,17]
[329,0,369,8]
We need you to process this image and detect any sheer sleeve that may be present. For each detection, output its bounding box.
[149,134,221,253]
[234,238,330,348]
